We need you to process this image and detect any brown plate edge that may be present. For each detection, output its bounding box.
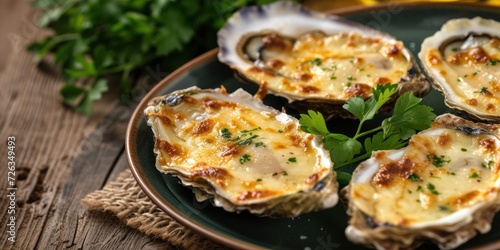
[125,48,264,250]
[125,2,500,250]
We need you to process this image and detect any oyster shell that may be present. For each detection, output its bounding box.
[217,1,430,120]
[144,86,338,217]
[343,113,500,249]
[419,17,500,123]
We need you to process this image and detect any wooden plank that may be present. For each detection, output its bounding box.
[105,152,130,186]
[0,0,34,73]
[0,27,158,249]
[31,78,156,248]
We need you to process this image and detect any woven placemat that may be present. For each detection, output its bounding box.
[81,169,224,250]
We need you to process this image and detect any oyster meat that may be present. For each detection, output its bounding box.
[144,86,338,217]
[343,113,500,249]
[218,1,430,119]
[419,17,500,123]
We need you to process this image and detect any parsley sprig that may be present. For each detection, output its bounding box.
[28,0,295,115]
[300,84,436,174]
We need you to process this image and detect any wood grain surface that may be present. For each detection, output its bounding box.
[0,1,173,248]
[0,43,171,248]
[0,0,497,249]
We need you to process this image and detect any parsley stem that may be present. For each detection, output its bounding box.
[334,140,407,169]
[354,126,382,140]
[335,152,371,169]
[354,121,365,139]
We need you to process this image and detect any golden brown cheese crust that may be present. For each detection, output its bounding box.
[351,125,500,226]
[425,38,500,116]
[241,32,410,100]
[146,90,330,204]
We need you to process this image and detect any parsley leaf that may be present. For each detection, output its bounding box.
[336,171,352,186]
[299,84,436,170]
[343,83,397,135]
[29,0,296,115]
[299,110,330,136]
[364,132,402,152]
[323,133,362,165]
[383,92,436,139]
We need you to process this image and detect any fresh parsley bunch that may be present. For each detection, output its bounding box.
[300,84,436,183]
[28,0,295,114]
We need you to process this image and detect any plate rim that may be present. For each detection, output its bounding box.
[124,48,259,249]
[126,2,500,249]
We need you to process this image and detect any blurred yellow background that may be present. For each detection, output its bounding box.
[0,0,498,72]
[303,0,499,11]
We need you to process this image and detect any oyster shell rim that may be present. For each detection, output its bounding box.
[418,16,500,123]
[125,3,500,250]
[144,86,339,217]
[342,113,500,249]
[217,0,431,117]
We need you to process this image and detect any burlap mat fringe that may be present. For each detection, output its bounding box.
[81,170,223,250]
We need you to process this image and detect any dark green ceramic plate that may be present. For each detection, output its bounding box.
[126,3,500,249]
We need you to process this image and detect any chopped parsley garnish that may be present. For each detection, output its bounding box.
[439,205,448,211]
[241,127,261,133]
[461,148,467,152]
[407,189,412,194]
[451,48,459,52]
[427,154,450,168]
[407,173,420,182]
[310,58,322,66]
[282,171,288,176]
[287,157,297,163]
[256,178,262,182]
[347,76,354,81]
[469,172,479,178]
[479,87,488,94]
[427,183,440,195]
[416,185,423,192]
[482,161,494,169]
[223,127,264,148]
[237,134,259,146]
[220,128,232,139]
[472,71,479,76]
[485,59,499,66]
[278,129,284,133]
[239,154,251,164]
[330,75,337,80]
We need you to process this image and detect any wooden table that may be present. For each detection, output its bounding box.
[0,0,497,249]
[0,0,177,248]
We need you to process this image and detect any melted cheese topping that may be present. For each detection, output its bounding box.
[146,91,330,205]
[243,32,410,100]
[350,128,500,226]
[424,38,500,116]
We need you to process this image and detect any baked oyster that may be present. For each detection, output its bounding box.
[343,113,500,249]
[419,17,500,123]
[217,1,430,120]
[144,86,338,217]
